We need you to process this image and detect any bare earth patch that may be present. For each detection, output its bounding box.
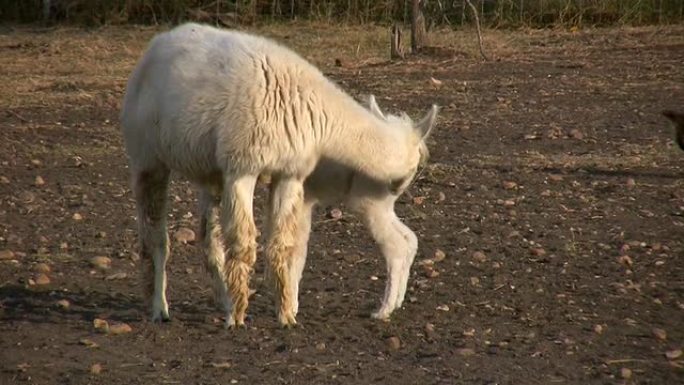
[1,23,683,384]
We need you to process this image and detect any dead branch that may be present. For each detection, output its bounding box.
[464,0,490,61]
[390,23,405,60]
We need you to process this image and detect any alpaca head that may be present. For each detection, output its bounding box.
[663,110,684,150]
[368,95,438,195]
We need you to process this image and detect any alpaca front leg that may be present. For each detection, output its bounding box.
[199,189,232,317]
[391,219,418,310]
[133,167,171,322]
[221,175,258,327]
[362,203,415,320]
[266,177,305,327]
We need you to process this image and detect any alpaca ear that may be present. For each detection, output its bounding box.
[415,104,439,140]
[368,95,385,120]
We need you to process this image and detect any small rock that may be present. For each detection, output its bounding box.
[436,304,449,312]
[33,263,51,273]
[433,249,446,262]
[548,174,564,182]
[105,272,127,281]
[90,256,111,270]
[412,196,425,205]
[502,181,517,190]
[18,191,35,204]
[109,322,133,335]
[530,248,546,257]
[56,299,70,309]
[492,261,501,269]
[437,192,446,202]
[0,176,9,184]
[34,175,45,186]
[665,349,682,360]
[93,318,109,333]
[593,324,604,334]
[472,251,487,263]
[72,156,84,167]
[456,348,476,357]
[617,255,633,268]
[90,363,103,374]
[0,249,16,260]
[470,276,480,286]
[72,213,83,221]
[327,208,343,219]
[386,336,401,350]
[315,342,326,351]
[424,322,435,333]
[423,266,440,278]
[652,328,667,341]
[34,273,50,285]
[429,77,443,87]
[620,367,632,379]
[626,178,636,188]
[568,129,584,140]
[463,328,475,337]
[31,159,42,167]
[174,227,196,244]
[343,254,361,264]
[503,199,515,207]
[424,323,436,339]
[79,338,99,348]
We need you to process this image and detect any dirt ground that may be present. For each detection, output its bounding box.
[1,22,683,385]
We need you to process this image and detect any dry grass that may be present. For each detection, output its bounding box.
[0,22,533,115]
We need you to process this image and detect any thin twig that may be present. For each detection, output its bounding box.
[6,109,29,123]
[605,358,650,365]
[464,0,490,61]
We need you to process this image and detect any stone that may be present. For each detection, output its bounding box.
[90,256,111,270]
[386,336,401,350]
[174,227,196,244]
[34,273,50,285]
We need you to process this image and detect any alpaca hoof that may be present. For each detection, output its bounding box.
[371,309,391,321]
[151,309,170,323]
[227,316,243,329]
[278,311,297,328]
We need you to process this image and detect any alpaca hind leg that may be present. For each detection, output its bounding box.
[289,201,313,317]
[221,175,258,327]
[266,177,305,327]
[133,167,171,322]
[199,188,231,317]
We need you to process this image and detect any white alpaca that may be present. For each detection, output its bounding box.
[120,23,437,327]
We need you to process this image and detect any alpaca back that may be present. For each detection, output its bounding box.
[120,23,362,180]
